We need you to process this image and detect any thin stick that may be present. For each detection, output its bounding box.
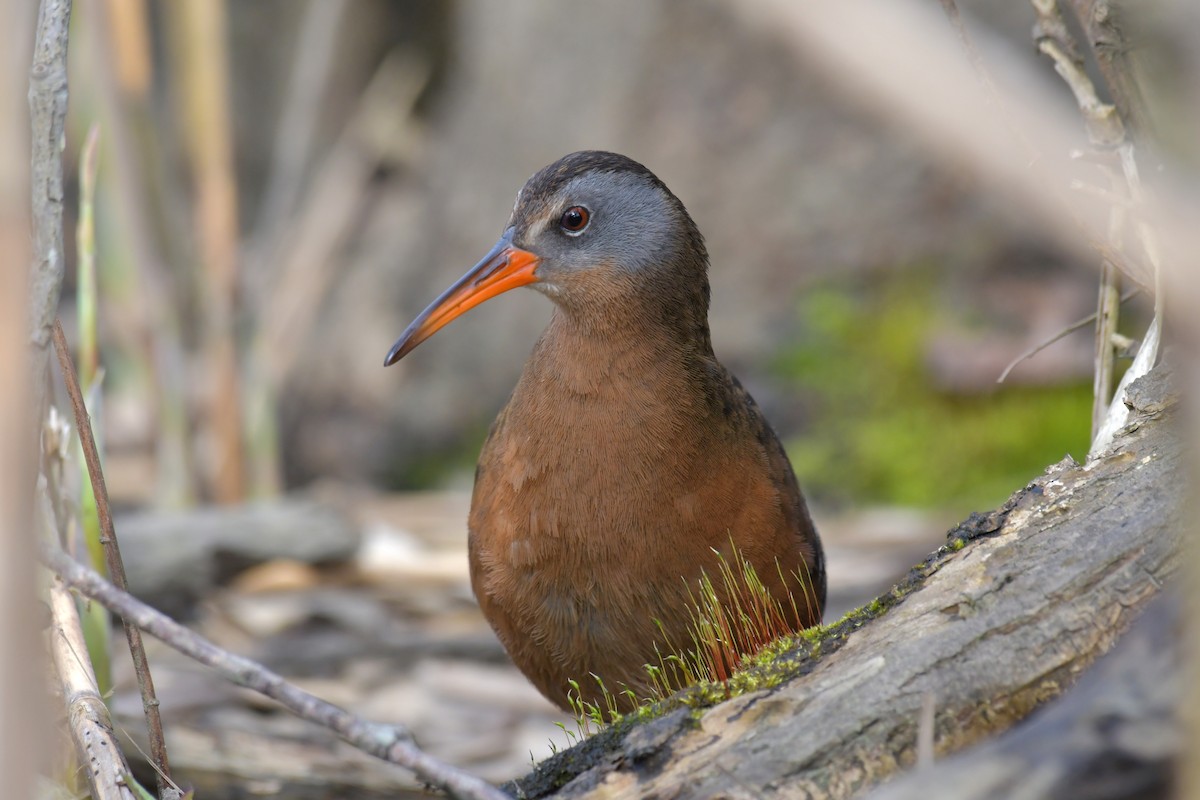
[1029,5,1127,437]
[1092,251,1122,437]
[1029,0,1164,454]
[996,288,1138,384]
[52,320,174,797]
[76,123,101,387]
[38,543,510,800]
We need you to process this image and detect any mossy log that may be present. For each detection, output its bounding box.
[512,366,1183,799]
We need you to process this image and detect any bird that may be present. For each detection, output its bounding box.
[385,151,825,711]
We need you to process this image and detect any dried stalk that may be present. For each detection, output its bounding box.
[107,0,152,96]
[74,123,116,698]
[258,51,429,387]
[48,574,140,800]
[39,544,511,800]
[173,0,245,504]
[27,0,73,435]
[83,0,196,507]
[241,52,427,496]
[1029,0,1165,455]
[53,321,174,796]
[42,477,140,800]
[248,0,350,267]
[1030,2,1129,440]
[1089,229,1124,443]
[76,124,101,386]
[241,0,349,497]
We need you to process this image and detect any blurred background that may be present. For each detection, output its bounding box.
[62,0,1131,511]
[37,0,1183,795]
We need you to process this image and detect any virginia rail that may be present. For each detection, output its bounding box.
[385,151,825,710]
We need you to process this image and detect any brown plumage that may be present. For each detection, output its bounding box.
[386,151,825,710]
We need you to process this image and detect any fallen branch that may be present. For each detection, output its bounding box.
[37,542,509,800]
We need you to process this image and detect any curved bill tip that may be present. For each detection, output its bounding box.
[383,339,408,367]
[384,231,539,366]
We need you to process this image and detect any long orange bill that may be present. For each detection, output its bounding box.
[385,228,541,366]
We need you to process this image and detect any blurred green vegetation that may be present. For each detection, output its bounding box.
[777,271,1094,512]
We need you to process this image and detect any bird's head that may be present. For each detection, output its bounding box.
[385,151,709,366]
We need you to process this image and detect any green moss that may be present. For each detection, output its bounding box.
[775,270,1094,511]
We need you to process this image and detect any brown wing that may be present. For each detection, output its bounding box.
[718,367,827,621]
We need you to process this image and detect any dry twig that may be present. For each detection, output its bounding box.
[38,544,510,800]
[1029,0,1165,455]
[996,288,1138,384]
[1030,0,1129,439]
[933,0,1164,447]
[53,320,174,796]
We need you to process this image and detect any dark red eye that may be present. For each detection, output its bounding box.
[560,206,590,234]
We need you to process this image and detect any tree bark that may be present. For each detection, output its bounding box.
[513,365,1183,800]
[866,593,1179,800]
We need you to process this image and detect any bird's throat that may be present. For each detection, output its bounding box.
[531,305,714,392]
